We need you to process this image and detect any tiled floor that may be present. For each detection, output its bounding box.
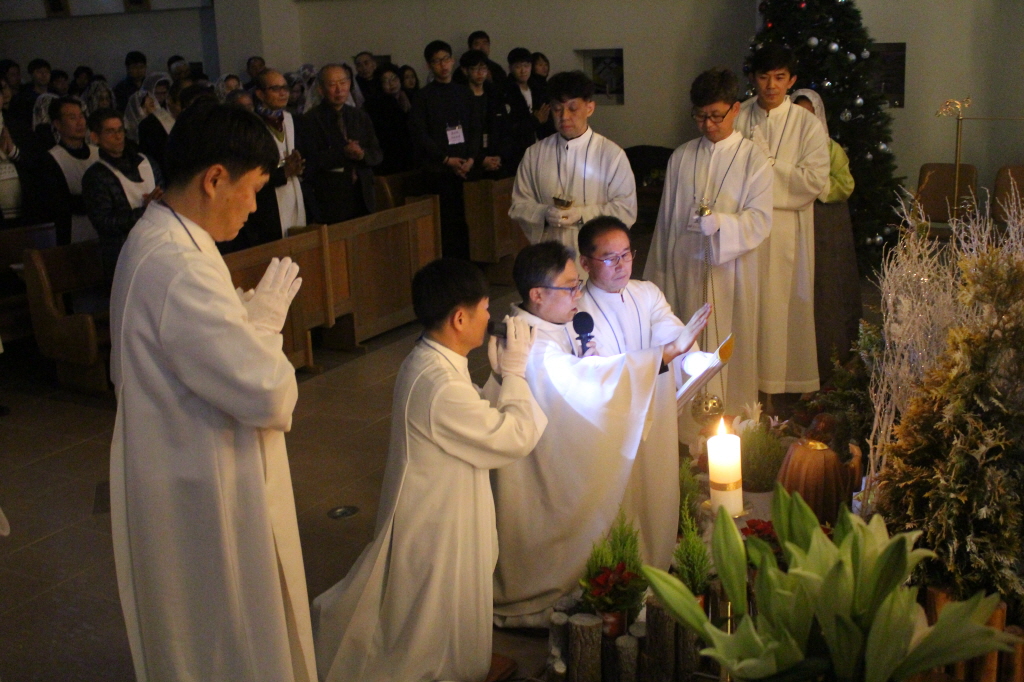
[0,287,550,681]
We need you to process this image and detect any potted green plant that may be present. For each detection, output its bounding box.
[580,513,648,638]
[674,507,711,610]
[643,485,1019,682]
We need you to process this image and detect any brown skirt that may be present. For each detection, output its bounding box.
[813,200,862,382]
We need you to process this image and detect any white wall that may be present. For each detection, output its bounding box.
[296,0,756,150]
[857,0,1024,194]
[0,8,217,84]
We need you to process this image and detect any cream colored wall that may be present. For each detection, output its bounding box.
[0,9,216,83]
[296,0,756,151]
[856,0,1024,194]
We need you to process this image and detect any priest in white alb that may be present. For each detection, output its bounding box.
[493,241,709,626]
[313,259,547,682]
[576,216,709,569]
[645,68,773,413]
[509,70,637,253]
[735,45,829,396]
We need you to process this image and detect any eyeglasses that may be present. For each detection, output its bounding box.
[538,279,584,295]
[585,250,636,267]
[692,110,731,124]
[429,55,454,66]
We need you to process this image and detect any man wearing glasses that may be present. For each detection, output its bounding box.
[409,40,479,259]
[645,68,773,413]
[577,216,710,571]
[492,240,709,627]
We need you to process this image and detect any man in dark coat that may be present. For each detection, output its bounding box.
[298,64,382,224]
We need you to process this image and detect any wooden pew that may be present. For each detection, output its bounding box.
[373,170,427,211]
[308,195,440,347]
[0,222,56,343]
[23,240,110,392]
[224,227,333,371]
[464,176,523,264]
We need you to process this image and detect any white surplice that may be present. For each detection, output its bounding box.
[735,96,829,394]
[509,127,637,251]
[576,280,684,570]
[492,304,663,624]
[644,130,773,411]
[109,202,316,682]
[274,112,306,237]
[313,338,546,682]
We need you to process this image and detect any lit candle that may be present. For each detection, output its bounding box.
[707,417,743,516]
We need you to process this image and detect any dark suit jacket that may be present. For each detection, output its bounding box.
[137,114,169,176]
[298,101,382,218]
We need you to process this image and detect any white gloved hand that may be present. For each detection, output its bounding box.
[558,206,583,227]
[235,287,256,303]
[700,212,721,237]
[242,257,302,334]
[545,205,564,227]
[487,334,503,375]
[498,315,534,378]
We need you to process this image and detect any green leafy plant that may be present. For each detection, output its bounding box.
[674,508,711,597]
[741,423,788,492]
[580,513,648,615]
[643,485,1019,682]
[679,456,705,534]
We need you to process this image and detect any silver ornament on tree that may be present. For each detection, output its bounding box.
[828,42,840,52]
[691,393,725,426]
[861,49,871,59]
[807,36,820,47]
[865,152,874,161]
[854,96,865,107]
[823,79,833,89]
[878,141,889,152]
[847,52,857,62]
[840,109,853,122]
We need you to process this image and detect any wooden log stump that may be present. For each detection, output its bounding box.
[968,602,1007,682]
[675,622,702,682]
[646,597,676,682]
[999,626,1024,682]
[617,635,640,682]
[568,613,603,682]
[629,621,650,682]
[548,658,567,682]
[550,611,570,661]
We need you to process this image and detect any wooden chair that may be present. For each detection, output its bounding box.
[991,165,1024,224]
[23,240,110,392]
[464,176,525,264]
[0,222,56,343]
[916,163,978,223]
[373,170,426,211]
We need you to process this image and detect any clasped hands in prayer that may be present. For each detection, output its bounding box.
[545,205,583,228]
[235,257,303,335]
[445,156,474,179]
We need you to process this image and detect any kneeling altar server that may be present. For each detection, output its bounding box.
[493,241,710,626]
[313,258,547,682]
[110,102,315,682]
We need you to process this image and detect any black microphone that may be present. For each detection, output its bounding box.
[487,319,507,338]
[572,311,595,358]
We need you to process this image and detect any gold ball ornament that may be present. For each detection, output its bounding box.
[691,394,726,424]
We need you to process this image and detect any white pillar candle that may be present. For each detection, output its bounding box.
[707,418,743,516]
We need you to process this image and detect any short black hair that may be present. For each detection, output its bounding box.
[353,51,374,62]
[412,258,489,331]
[507,47,532,66]
[246,56,264,68]
[547,71,595,102]
[27,58,50,74]
[578,216,631,258]
[375,62,401,84]
[399,65,419,89]
[224,89,253,107]
[512,241,576,302]
[49,96,82,123]
[749,44,797,76]
[87,107,121,133]
[179,83,216,110]
[424,40,452,64]
[0,60,17,75]
[51,69,69,82]
[467,30,490,47]
[459,50,488,70]
[73,65,92,80]
[532,52,549,66]
[690,68,739,108]
[125,51,147,67]
[164,102,279,190]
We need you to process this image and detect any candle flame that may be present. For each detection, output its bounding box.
[717,417,727,436]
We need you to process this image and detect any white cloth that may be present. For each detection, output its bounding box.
[275,112,306,237]
[576,280,684,570]
[510,127,637,251]
[736,96,829,394]
[98,156,156,209]
[644,131,773,411]
[109,202,316,682]
[313,337,546,682]
[50,143,100,242]
[492,303,663,623]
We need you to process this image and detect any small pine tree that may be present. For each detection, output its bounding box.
[748,0,904,272]
[674,510,712,596]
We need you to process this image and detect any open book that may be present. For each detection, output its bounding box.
[676,334,734,411]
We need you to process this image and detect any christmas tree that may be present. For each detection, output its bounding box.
[746,0,903,272]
